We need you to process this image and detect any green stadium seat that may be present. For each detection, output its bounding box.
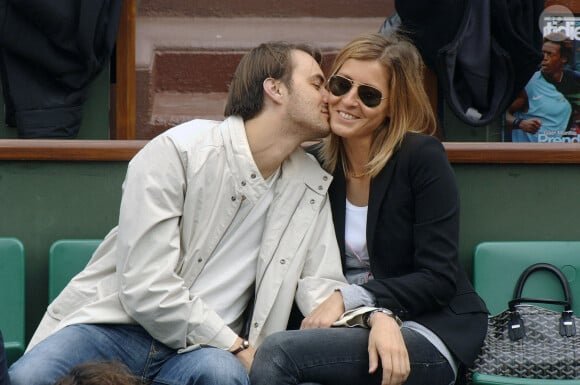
[472,373,580,385]
[474,241,580,316]
[472,241,580,385]
[0,238,25,365]
[48,239,102,302]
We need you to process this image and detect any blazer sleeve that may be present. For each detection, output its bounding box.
[362,136,460,319]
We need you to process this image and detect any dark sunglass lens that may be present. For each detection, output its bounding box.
[358,85,382,108]
[329,76,352,96]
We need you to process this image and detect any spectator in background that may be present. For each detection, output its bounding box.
[541,33,580,137]
[53,361,137,385]
[506,33,577,142]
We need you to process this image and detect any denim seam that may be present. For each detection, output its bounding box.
[141,340,159,383]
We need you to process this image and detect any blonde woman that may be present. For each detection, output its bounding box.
[250,33,488,385]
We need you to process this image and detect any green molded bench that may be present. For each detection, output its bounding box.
[472,373,580,385]
[48,239,102,302]
[474,241,580,315]
[0,237,25,365]
[472,241,580,385]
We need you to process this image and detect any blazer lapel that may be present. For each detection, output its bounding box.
[330,160,347,266]
[367,151,399,259]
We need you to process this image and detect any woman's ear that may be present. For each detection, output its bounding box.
[263,77,284,103]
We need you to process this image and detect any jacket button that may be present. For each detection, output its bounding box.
[280,259,286,264]
[323,176,328,181]
[253,322,259,328]
[318,185,323,190]
[231,196,236,201]
[250,173,257,179]
[310,199,315,204]
[241,181,247,186]
[198,258,203,263]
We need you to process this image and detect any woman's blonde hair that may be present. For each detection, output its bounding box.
[319,32,436,177]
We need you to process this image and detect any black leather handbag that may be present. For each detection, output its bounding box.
[470,263,580,381]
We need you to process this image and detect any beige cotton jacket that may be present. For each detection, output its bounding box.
[28,116,347,352]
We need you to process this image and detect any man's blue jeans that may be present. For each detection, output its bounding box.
[9,324,249,385]
[249,327,455,385]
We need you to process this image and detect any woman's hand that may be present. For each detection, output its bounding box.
[368,313,410,385]
[300,290,345,329]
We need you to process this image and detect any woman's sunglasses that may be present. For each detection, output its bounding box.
[327,75,386,108]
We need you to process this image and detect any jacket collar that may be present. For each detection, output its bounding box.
[281,149,333,195]
[223,116,333,197]
[220,116,275,203]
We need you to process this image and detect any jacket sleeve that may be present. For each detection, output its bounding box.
[115,135,238,351]
[362,137,460,319]
[295,194,348,315]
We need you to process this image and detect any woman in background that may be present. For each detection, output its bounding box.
[250,33,488,385]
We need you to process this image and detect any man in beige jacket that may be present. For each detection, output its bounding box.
[9,41,347,385]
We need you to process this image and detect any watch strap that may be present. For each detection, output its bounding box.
[231,339,250,355]
[364,308,402,327]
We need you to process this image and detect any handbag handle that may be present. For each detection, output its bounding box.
[509,263,573,311]
[507,263,576,341]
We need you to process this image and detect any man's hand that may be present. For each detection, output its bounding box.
[368,313,410,385]
[235,346,256,372]
[300,290,345,329]
[229,337,256,372]
[520,118,542,134]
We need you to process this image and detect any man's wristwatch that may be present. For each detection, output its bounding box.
[231,339,250,355]
[364,308,402,328]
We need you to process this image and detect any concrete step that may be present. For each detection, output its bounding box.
[139,0,393,18]
[136,16,385,139]
[152,91,228,133]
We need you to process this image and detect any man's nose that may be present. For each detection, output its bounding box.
[321,87,329,102]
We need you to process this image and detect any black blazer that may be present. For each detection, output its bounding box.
[327,133,488,367]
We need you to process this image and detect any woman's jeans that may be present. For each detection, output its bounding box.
[9,324,249,385]
[250,327,455,385]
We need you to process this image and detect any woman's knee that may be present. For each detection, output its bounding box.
[254,331,291,360]
[250,332,298,385]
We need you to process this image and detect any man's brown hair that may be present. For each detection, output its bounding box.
[224,41,322,121]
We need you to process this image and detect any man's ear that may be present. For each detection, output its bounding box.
[263,78,283,103]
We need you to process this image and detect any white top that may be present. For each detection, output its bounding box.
[344,199,372,285]
[192,168,279,332]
